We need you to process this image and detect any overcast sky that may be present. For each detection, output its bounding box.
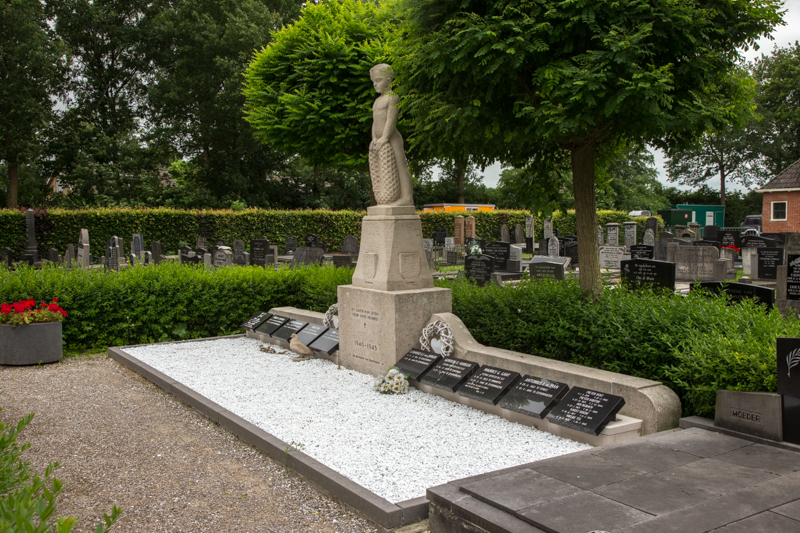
[475,0,800,191]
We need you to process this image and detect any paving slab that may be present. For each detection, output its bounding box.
[461,469,580,513]
[771,498,800,521]
[645,427,752,457]
[711,511,800,532]
[591,441,697,473]
[517,491,652,533]
[594,470,718,515]
[713,443,800,474]
[529,453,647,490]
[661,458,778,495]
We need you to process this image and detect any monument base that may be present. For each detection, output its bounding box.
[337,284,452,376]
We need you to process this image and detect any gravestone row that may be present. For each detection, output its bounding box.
[242,312,340,355]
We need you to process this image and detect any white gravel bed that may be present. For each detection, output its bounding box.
[126,337,591,503]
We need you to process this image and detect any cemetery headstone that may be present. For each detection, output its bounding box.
[433,227,447,246]
[25,209,37,264]
[742,236,777,249]
[645,217,659,237]
[203,253,212,269]
[272,319,309,342]
[308,328,340,355]
[787,254,800,300]
[241,311,271,331]
[514,224,524,244]
[528,261,565,281]
[599,245,626,269]
[151,241,165,264]
[341,235,360,255]
[547,236,559,257]
[143,251,152,266]
[284,235,297,254]
[621,259,676,290]
[597,226,604,246]
[693,282,775,309]
[332,255,354,268]
[305,234,320,248]
[704,225,721,241]
[777,338,800,445]
[675,246,718,281]
[79,228,89,247]
[629,244,654,260]
[118,238,127,265]
[715,390,783,441]
[233,239,247,266]
[508,245,523,273]
[563,239,579,265]
[444,237,455,248]
[243,251,250,265]
[250,238,270,267]
[525,215,534,252]
[196,237,208,250]
[719,230,742,250]
[465,254,495,287]
[216,239,227,247]
[295,323,328,347]
[458,366,521,405]
[465,216,476,238]
[1,247,13,267]
[213,247,233,268]
[395,349,442,381]
[64,245,75,269]
[757,247,783,280]
[606,223,620,246]
[642,229,655,246]
[131,233,144,257]
[499,376,569,419]
[454,216,465,245]
[500,224,511,243]
[623,222,637,247]
[255,315,290,337]
[47,248,58,263]
[419,357,480,392]
[543,216,553,239]
[546,387,626,436]
[291,246,324,267]
[484,242,511,271]
[107,245,120,272]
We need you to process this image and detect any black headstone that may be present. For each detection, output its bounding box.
[304,234,325,251]
[720,230,742,250]
[271,320,309,341]
[241,311,271,330]
[563,239,579,265]
[395,349,442,381]
[742,236,777,249]
[457,366,521,405]
[1,247,12,267]
[704,225,721,240]
[499,376,570,419]
[341,235,360,255]
[250,239,270,267]
[693,282,775,310]
[291,246,324,267]
[308,328,339,355]
[433,227,447,246]
[151,241,165,264]
[788,254,800,301]
[295,323,328,347]
[233,239,247,266]
[419,357,480,392]
[629,244,654,260]
[620,259,676,291]
[255,315,290,337]
[47,248,59,263]
[132,233,145,257]
[465,254,495,287]
[332,255,354,268]
[758,247,784,280]
[484,241,511,270]
[528,261,565,281]
[777,337,800,445]
[545,387,626,436]
[285,235,297,254]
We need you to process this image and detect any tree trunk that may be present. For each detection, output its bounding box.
[456,159,466,204]
[571,139,600,297]
[719,170,726,207]
[6,136,18,209]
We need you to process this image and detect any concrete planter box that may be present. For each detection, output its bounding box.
[0,322,63,365]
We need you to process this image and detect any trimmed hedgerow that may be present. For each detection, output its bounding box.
[0,208,656,258]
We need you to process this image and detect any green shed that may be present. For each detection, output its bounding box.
[658,205,726,228]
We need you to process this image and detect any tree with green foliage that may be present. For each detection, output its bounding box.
[0,0,66,208]
[396,0,783,295]
[752,41,800,175]
[244,0,395,170]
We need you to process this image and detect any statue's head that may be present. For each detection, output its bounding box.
[370,63,393,93]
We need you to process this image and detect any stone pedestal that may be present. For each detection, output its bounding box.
[338,285,452,376]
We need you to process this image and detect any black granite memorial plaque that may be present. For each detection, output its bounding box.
[704,225,721,240]
[241,311,270,330]
[788,254,800,301]
[255,315,290,337]
[499,376,570,419]
[484,242,511,270]
[458,366,521,405]
[308,328,339,355]
[433,227,447,246]
[233,239,247,265]
[620,259,676,290]
[395,349,442,381]
[758,247,783,280]
[271,320,309,341]
[629,244,654,260]
[563,239,579,265]
[419,357,480,392]
[546,387,625,436]
[465,254,495,287]
[528,261,565,281]
[720,230,742,250]
[332,255,353,268]
[250,239,270,267]
[742,236,777,249]
[777,337,800,445]
[295,323,328,347]
[693,282,775,310]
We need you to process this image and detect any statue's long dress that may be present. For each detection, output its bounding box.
[369,142,401,205]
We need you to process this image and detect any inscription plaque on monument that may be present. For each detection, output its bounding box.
[308,328,339,355]
[285,235,297,254]
[484,242,511,271]
[433,227,447,246]
[250,239,271,267]
[271,320,309,341]
[499,376,569,419]
[241,311,270,330]
[458,366,521,405]
[599,245,625,269]
[546,387,625,436]
[528,261,565,281]
[787,254,800,300]
[295,323,328,347]
[777,337,800,445]
[419,357,480,392]
[757,248,783,280]
[255,315,290,337]
[621,259,676,290]
[629,244,654,260]
[720,230,742,250]
[395,349,442,381]
[465,254,495,287]
[693,282,775,309]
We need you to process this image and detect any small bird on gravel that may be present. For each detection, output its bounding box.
[289,333,315,362]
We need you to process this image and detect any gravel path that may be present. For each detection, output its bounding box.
[0,355,380,533]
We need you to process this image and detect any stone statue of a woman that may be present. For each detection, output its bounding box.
[369,64,414,207]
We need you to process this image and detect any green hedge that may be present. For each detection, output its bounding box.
[0,208,654,258]
[0,263,790,418]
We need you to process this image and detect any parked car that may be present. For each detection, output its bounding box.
[628,210,651,217]
[740,215,762,233]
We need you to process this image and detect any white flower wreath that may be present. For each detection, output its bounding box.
[419,320,454,358]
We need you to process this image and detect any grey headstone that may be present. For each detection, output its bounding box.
[454,216,465,245]
[606,223,620,246]
[47,248,58,263]
[597,226,604,246]
[543,217,553,240]
[214,248,233,268]
[547,236,559,257]
[599,245,625,269]
[143,251,152,266]
[233,239,246,265]
[341,235,360,255]
[645,217,659,237]
[465,216,476,238]
[243,251,250,265]
[107,246,120,272]
[1,247,13,267]
[285,235,297,254]
[64,244,75,270]
[715,390,782,441]
[642,229,655,246]
[25,209,37,264]
[196,237,208,250]
[204,253,212,269]
[623,222,637,247]
[529,261,565,281]
[500,224,511,243]
[514,224,524,244]
[77,244,89,268]
[675,246,718,281]
[132,233,144,257]
[525,215,534,239]
[151,241,165,264]
[333,255,354,268]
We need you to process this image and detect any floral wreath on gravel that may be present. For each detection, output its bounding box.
[0,298,67,325]
[420,320,454,358]
[374,367,409,394]
[323,303,338,329]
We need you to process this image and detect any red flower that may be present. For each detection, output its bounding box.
[48,303,59,312]
[52,298,58,302]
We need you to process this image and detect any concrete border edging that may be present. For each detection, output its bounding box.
[107,346,427,530]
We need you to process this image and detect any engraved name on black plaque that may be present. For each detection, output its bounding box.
[758,247,783,280]
[620,259,676,291]
[465,254,495,287]
[419,357,480,392]
[629,244,654,260]
[788,255,800,301]
[241,311,270,331]
[308,328,339,355]
[546,387,625,435]
[484,242,511,271]
[271,320,309,341]
[458,366,521,405]
[499,376,570,419]
[395,349,442,381]
[528,261,564,281]
[255,315,290,337]
[295,323,328,347]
